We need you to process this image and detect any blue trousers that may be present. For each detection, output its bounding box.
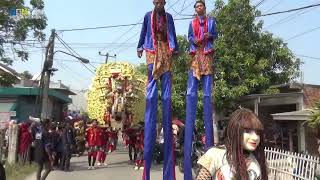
[183,70,214,180]
[143,64,175,180]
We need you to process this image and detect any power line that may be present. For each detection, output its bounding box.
[264,7,317,29]
[58,23,143,32]
[56,3,320,33]
[55,60,90,83]
[13,40,136,45]
[264,0,283,13]
[296,54,320,60]
[55,58,104,64]
[98,19,143,52]
[254,0,266,8]
[100,0,183,53]
[113,31,140,54]
[55,35,97,70]
[172,0,195,17]
[181,0,187,12]
[258,3,320,17]
[55,35,96,74]
[115,0,195,55]
[285,26,320,41]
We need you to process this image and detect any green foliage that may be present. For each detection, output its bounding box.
[171,36,205,130]
[308,101,320,128]
[133,0,301,129]
[20,70,33,79]
[171,36,189,120]
[169,0,301,127]
[262,87,280,94]
[211,0,300,110]
[0,70,17,86]
[135,63,147,75]
[0,0,47,83]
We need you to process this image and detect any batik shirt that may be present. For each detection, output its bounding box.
[197,147,261,180]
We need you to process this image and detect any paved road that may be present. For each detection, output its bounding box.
[25,143,184,180]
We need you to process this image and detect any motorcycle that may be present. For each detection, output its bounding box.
[152,142,162,165]
[177,140,205,177]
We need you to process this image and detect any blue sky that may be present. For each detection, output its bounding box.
[12,0,320,90]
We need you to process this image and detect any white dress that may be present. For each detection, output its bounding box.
[197,147,261,180]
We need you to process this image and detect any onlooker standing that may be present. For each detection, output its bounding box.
[61,121,75,171]
[54,124,64,169]
[33,119,53,180]
[18,123,32,165]
[0,162,5,180]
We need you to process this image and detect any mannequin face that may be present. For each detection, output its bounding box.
[243,129,260,151]
[172,124,179,135]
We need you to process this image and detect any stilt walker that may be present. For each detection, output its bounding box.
[137,0,179,179]
[183,1,218,180]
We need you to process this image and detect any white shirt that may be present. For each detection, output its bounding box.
[197,146,261,180]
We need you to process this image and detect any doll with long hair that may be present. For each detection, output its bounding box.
[196,108,268,180]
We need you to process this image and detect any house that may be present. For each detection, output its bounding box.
[237,83,320,155]
[0,65,75,122]
[0,87,73,122]
[0,63,21,87]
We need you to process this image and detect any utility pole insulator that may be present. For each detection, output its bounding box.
[99,52,116,64]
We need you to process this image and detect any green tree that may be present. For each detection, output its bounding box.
[0,0,47,82]
[20,70,33,79]
[212,0,300,110]
[135,63,147,75]
[171,36,190,119]
[308,101,320,129]
[170,0,301,129]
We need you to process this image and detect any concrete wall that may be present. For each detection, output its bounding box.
[16,96,65,122]
[16,96,39,122]
[68,89,87,112]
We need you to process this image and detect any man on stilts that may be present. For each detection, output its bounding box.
[137,0,178,179]
[183,1,218,180]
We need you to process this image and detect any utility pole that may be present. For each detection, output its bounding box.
[40,29,56,120]
[99,51,116,63]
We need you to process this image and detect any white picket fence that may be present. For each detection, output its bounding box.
[265,147,320,180]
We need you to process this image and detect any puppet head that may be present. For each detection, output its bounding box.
[225,108,267,180]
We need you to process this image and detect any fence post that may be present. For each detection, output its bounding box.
[0,129,5,162]
[7,124,19,164]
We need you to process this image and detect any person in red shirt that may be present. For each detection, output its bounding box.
[97,127,108,166]
[18,123,32,165]
[124,127,138,164]
[108,127,118,153]
[86,120,100,169]
[134,128,144,170]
